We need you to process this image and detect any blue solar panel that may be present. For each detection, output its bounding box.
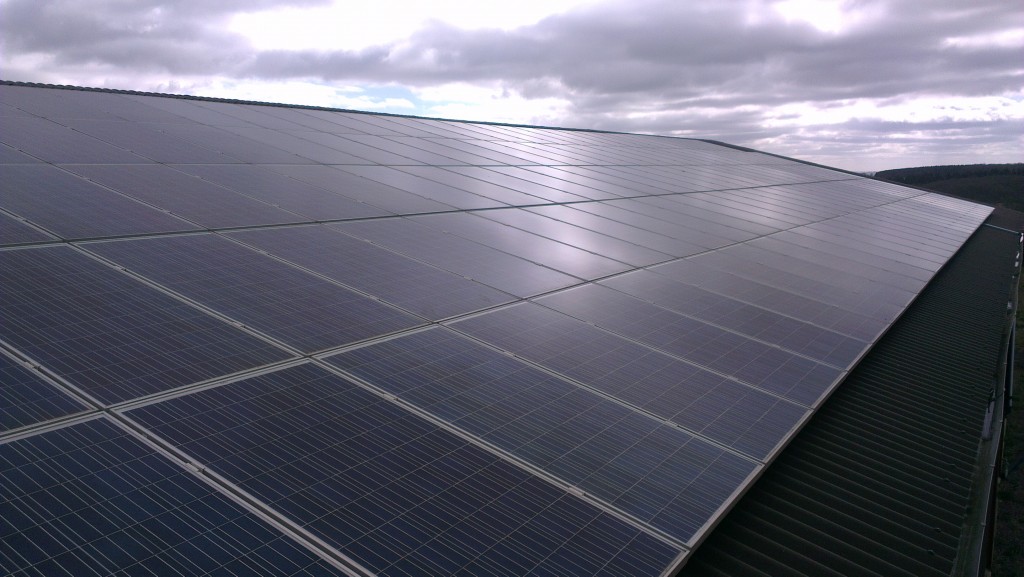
[0,417,344,576]
[0,246,291,405]
[325,328,757,542]
[228,225,514,320]
[86,234,424,353]
[0,352,87,433]
[126,363,683,576]
[453,303,807,459]
[66,164,304,229]
[601,269,868,368]
[0,212,55,247]
[335,218,579,297]
[0,165,198,240]
[538,285,843,406]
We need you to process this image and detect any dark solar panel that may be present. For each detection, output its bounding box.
[228,225,514,320]
[85,234,423,353]
[335,218,579,297]
[0,165,197,240]
[453,303,807,459]
[0,85,998,577]
[0,116,151,164]
[414,212,631,279]
[0,417,344,576]
[65,164,304,229]
[0,212,56,247]
[268,164,450,215]
[538,285,843,406]
[325,328,758,542]
[602,269,868,368]
[64,119,240,164]
[0,352,87,432]
[478,207,674,267]
[126,363,683,576]
[0,246,291,405]
[173,164,389,221]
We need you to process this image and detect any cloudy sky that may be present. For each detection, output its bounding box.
[1,0,1021,172]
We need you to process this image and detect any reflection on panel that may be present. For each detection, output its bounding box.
[228,225,514,320]
[453,303,807,458]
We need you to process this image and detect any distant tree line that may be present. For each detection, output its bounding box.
[876,164,1024,212]
[876,163,1024,185]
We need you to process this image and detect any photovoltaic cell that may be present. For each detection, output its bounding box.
[453,303,807,459]
[0,212,55,247]
[478,207,674,267]
[126,363,683,577]
[0,352,87,433]
[602,270,867,368]
[414,212,631,280]
[0,246,291,405]
[335,218,579,297]
[268,164,450,215]
[0,165,197,240]
[0,417,344,576]
[65,164,304,229]
[538,285,842,406]
[172,164,389,221]
[326,328,758,542]
[0,116,152,164]
[336,166,503,210]
[86,234,424,353]
[228,225,514,320]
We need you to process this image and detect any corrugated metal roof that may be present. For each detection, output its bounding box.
[678,222,1020,577]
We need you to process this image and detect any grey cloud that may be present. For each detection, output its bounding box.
[1,0,1020,170]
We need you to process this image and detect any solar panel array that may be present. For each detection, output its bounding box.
[0,83,992,576]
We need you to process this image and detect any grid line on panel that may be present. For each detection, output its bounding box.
[321,328,759,544]
[122,362,684,576]
[0,415,353,577]
[445,302,809,461]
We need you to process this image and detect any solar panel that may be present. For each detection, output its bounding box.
[0,165,198,240]
[228,225,514,320]
[172,164,389,221]
[452,303,807,459]
[414,212,631,280]
[0,211,56,247]
[0,417,345,576]
[65,164,304,229]
[0,246,291,404]
[85,234,424,354]
[324,328,758,542]
[0,84,996,577]
[0,350,87,432]
[125,363,683,576]
[335,218,579,297]
[536,284,843,406]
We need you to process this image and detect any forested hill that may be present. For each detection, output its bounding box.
[876,163,1024,211]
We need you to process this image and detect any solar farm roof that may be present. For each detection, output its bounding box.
[0,82,994,576]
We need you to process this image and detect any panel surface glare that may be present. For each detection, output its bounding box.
[229,225,514,320]
[453,303,807,459]
[0,246,291,404]
[0,417,344,576]
[538,285,842,406]
[126,363,683,576]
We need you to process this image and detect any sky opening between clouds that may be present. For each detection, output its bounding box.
[1,0,1021,172]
